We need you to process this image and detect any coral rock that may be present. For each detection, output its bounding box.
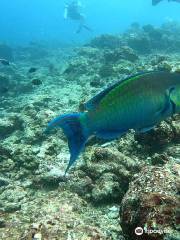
[120,165,180,240]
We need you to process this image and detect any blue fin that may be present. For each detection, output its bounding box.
[85,71,160,110]
[45,113,89,175]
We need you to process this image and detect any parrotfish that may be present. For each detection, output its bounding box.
[46,71,180,174]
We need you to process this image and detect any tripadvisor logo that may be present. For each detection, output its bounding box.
[135,227,143,236]
[135,226,171,236]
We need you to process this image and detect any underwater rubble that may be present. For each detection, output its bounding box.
[120,164,180,240]
[0,23,180,239]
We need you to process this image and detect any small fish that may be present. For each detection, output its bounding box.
[0,58,10,66]
[31,78,42,86]
[46,71,180,174]
[0,86,9,93]
[28,67,38,73]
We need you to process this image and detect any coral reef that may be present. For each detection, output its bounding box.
[0,22,180,239]
[120,164,180,240]
[88,34,123,49]
[0,43,13,61]
[67,147,141,203]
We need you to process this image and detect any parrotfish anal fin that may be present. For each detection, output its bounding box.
[138,125,155,133]
[85,71,159,110]
[96,129,126,140]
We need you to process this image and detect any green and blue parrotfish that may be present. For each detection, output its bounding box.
[46,71,180,174]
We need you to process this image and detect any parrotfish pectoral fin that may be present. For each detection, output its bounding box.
[170,86,180,113]
[160,87,177,117]
[154,87,176,121]
[45,113,89,175]
[138,87,177,134]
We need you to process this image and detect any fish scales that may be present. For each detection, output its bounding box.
[88,74,157,130]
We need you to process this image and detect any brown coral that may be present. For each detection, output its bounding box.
[120,165,180,240]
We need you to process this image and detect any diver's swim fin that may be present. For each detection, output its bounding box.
[76,24,93,34]
[83,25,93,32]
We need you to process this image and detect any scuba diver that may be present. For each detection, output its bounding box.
[152,0,180,5]
[64,1,92,33]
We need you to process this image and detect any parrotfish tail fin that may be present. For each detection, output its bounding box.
[45,113,89,175]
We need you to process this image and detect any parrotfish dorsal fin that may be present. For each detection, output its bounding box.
[85,71,156,110]
[85,81,120,110]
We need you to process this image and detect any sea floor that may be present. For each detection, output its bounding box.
[0,23,180,240]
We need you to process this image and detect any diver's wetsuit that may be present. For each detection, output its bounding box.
[64,1,92,33]
[67,4,81,19]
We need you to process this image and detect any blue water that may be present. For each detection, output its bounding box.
[0,0,180,45]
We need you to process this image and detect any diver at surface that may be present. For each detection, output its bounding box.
[152,0,180,5]
[64,1,92,33]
